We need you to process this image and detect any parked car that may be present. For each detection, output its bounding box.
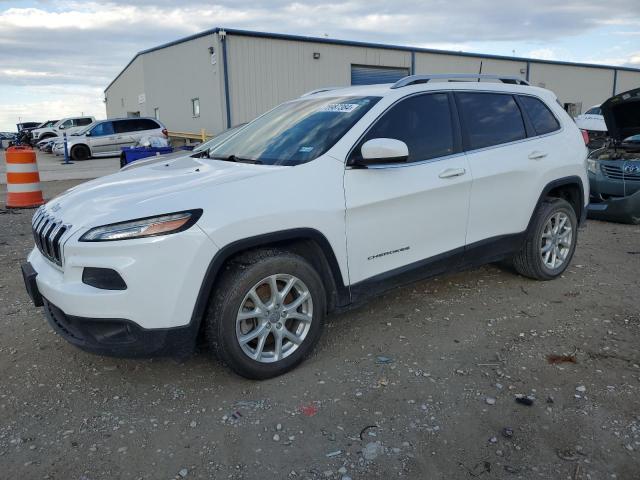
[52,117,167,160]
[120,123,246,170]
[31,116,95,142]
[22,74,588,379]
[574,105,607,149]
[586,88,640,224]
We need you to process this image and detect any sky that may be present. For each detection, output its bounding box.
[1,0,639,131]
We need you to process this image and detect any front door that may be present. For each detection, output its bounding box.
[87,121,117,155]
[344,92,472,285]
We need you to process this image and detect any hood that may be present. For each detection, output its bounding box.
[120,150,197,171]
[601,88,640,142]
[45,156,284,228]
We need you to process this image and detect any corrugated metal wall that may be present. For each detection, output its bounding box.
[106,31,640,135]
[224,35,412,126]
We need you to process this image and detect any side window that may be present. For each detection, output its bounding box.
[518,96,561,136]
[456,92,526,150]
[91,122,114,137]
[355,93,455,163]
[585,107,601,115]
[113,120,133,134]
[59,120,73,128]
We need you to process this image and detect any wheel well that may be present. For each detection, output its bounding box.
[191,231,350,340]
[70,143,89,155]
[223,238,344,312]
[546,182,582,220]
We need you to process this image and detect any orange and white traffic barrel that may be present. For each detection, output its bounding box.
[4,146,44,208]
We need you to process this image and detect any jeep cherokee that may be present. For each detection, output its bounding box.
[22,74,589,379]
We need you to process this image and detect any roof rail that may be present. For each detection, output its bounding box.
[391,74,530,89]
[300,87,343,97]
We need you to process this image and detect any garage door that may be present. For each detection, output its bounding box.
[351,65,410,86]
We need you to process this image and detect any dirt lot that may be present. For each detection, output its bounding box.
[1,180,639,480]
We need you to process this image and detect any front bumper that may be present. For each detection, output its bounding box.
[587,190,640,224]
[23,261,199,357]
[42,297,196,357]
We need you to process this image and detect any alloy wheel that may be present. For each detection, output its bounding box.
[235,274,313,363]
[540,211,573,270]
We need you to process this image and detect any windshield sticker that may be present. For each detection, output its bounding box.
[299,146,314,153]
[319,103,360,113]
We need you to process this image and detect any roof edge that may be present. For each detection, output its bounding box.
[105,26,640,93]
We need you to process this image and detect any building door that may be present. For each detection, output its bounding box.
[350,65,410,86]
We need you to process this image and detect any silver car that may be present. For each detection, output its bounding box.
[54,117,167,160]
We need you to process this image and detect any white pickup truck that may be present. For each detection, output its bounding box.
[31,116,95,141]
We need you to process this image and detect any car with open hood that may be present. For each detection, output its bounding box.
[587,88,640,224]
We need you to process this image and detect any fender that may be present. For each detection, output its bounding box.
[189,228,349,332]
[527,175,586,231]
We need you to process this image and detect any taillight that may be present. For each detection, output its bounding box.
[580,129,590,145]
[162,128,168,138]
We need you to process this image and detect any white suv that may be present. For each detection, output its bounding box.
[22,74,589,379]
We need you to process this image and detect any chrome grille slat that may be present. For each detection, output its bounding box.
[30,210,71,267]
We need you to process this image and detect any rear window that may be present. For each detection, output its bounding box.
[519,96,560,136]
[76,117,93,126]
[456,92,526,150]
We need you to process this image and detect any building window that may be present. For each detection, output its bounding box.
[154,107,160,120]
[191,98,200,117]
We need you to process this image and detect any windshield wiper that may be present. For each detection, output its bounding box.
[210,154,262,164]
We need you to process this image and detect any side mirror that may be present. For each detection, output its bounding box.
[355,138,408,166]
[85,131,92,137]
[59,125,66,130]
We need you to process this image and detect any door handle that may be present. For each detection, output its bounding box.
[528,151,547,160]
[439,167,466,179]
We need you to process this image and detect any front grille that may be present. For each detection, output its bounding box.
[601,164,624,180]
[31,208,71,266]
[601,164,640,182]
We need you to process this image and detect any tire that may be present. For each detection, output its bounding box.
[71,144,90,161]
[512,198,578,280]
[205,249,326,379]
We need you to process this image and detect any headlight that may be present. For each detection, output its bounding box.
[79,210,202,242]
[587,158,598,174]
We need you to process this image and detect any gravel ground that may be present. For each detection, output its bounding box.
[1,180,639,480]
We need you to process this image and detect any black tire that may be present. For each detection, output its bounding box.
[205,249,326,379]
[512,198,578,280]
[71,144,90,161]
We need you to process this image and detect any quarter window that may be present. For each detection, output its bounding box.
[518,96,560,136]
[456,92,526,150]
[356,93,455,163]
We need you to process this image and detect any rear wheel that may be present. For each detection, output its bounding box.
[512,198,578,280]
[71,144,90,161]
[205,249,326,379]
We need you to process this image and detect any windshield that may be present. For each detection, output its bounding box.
[209,96,380,165]
[75,122,99,135]
[193,123,246,154]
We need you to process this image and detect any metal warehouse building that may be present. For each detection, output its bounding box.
[105,27,640,135]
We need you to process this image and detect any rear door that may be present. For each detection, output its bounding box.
[344,92,472,284]
[456,91,560,245]
[113,119,139,149]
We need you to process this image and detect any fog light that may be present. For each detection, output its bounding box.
[82,267,127,290]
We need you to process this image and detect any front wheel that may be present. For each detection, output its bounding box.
[71,144,90,161]
[205,249,326,379]
[512,198,578,280]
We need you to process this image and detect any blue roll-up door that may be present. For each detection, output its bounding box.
[351,65,410,86]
